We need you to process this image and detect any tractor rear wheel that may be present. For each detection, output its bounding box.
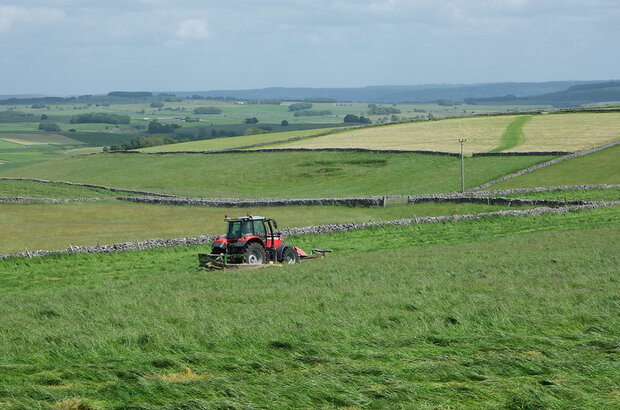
[282,247,299,264]
[244,243,266,265]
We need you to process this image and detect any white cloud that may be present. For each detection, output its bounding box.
[0,6,64,36]
[174,18,210,40]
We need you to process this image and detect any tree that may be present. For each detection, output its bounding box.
[194,106,222,115]
[288,102,313,111]
[281,120,289,126]
[148,120,180,133]
[38,122,61,132]
[244,117,258,124]
[40,114,48,120]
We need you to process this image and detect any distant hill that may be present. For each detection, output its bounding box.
[175,81,593,103]
[464,81,620,107]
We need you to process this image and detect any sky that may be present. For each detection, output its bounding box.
[0,0,618,95]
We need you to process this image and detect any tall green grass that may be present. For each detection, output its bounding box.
[0,208,618,408]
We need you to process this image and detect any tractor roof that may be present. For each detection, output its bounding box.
[225,216,266,222]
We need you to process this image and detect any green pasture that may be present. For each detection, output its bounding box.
[0,139,23,150]
[0,201,522,254]
[0,207,618,408]
[0,145,68,173]
[0,151,555,197]
[489,144,620,189]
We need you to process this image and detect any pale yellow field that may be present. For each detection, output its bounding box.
[140,127,338,152]
[0,133,83,145]
[273,112,620,153]
[276,116,517,154]
[515,112,620,152]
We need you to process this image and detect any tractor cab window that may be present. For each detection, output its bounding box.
[240,221,253,237]
[254,220,266,237]
[227,221,241,239]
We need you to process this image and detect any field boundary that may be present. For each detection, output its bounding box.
[408,196,590,207]
[2,201,618,260]
[470,140,620,191]
[109,147,464,157]
[2,184,617,207]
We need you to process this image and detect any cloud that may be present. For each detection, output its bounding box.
[174,18,210,40]
[0,6,65,36]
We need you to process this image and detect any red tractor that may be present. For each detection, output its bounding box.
[199,215,311,269]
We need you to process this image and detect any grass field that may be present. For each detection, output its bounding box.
[0,207,618,408]
[0,201,522,254]
[0,151,555,197]
[272,112,620,153]
[139,127,339,152]
[489,144,620,189]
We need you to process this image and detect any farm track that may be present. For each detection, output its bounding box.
[2,200,618,260]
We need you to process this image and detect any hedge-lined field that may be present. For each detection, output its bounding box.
[0,207,618,408]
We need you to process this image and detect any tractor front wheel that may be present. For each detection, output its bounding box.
[282,247,299,264]
[244,243,266,265]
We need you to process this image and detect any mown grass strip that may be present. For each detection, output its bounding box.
[490,115,532,152]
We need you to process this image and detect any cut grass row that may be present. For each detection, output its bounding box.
[0,201,524,254]
[0,207,618,408]
[272,112,620,153]
[0,151,555,198]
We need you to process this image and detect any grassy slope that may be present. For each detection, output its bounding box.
[0,151,554,197]
[271,112,620,153]
[139,127,339,152]
[0,201,519,254]
[490,144,620,189]
[0,208,618,408]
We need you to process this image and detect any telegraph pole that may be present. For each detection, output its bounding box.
[458,139,467,192]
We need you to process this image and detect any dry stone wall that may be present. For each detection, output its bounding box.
[118,196,386,207]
